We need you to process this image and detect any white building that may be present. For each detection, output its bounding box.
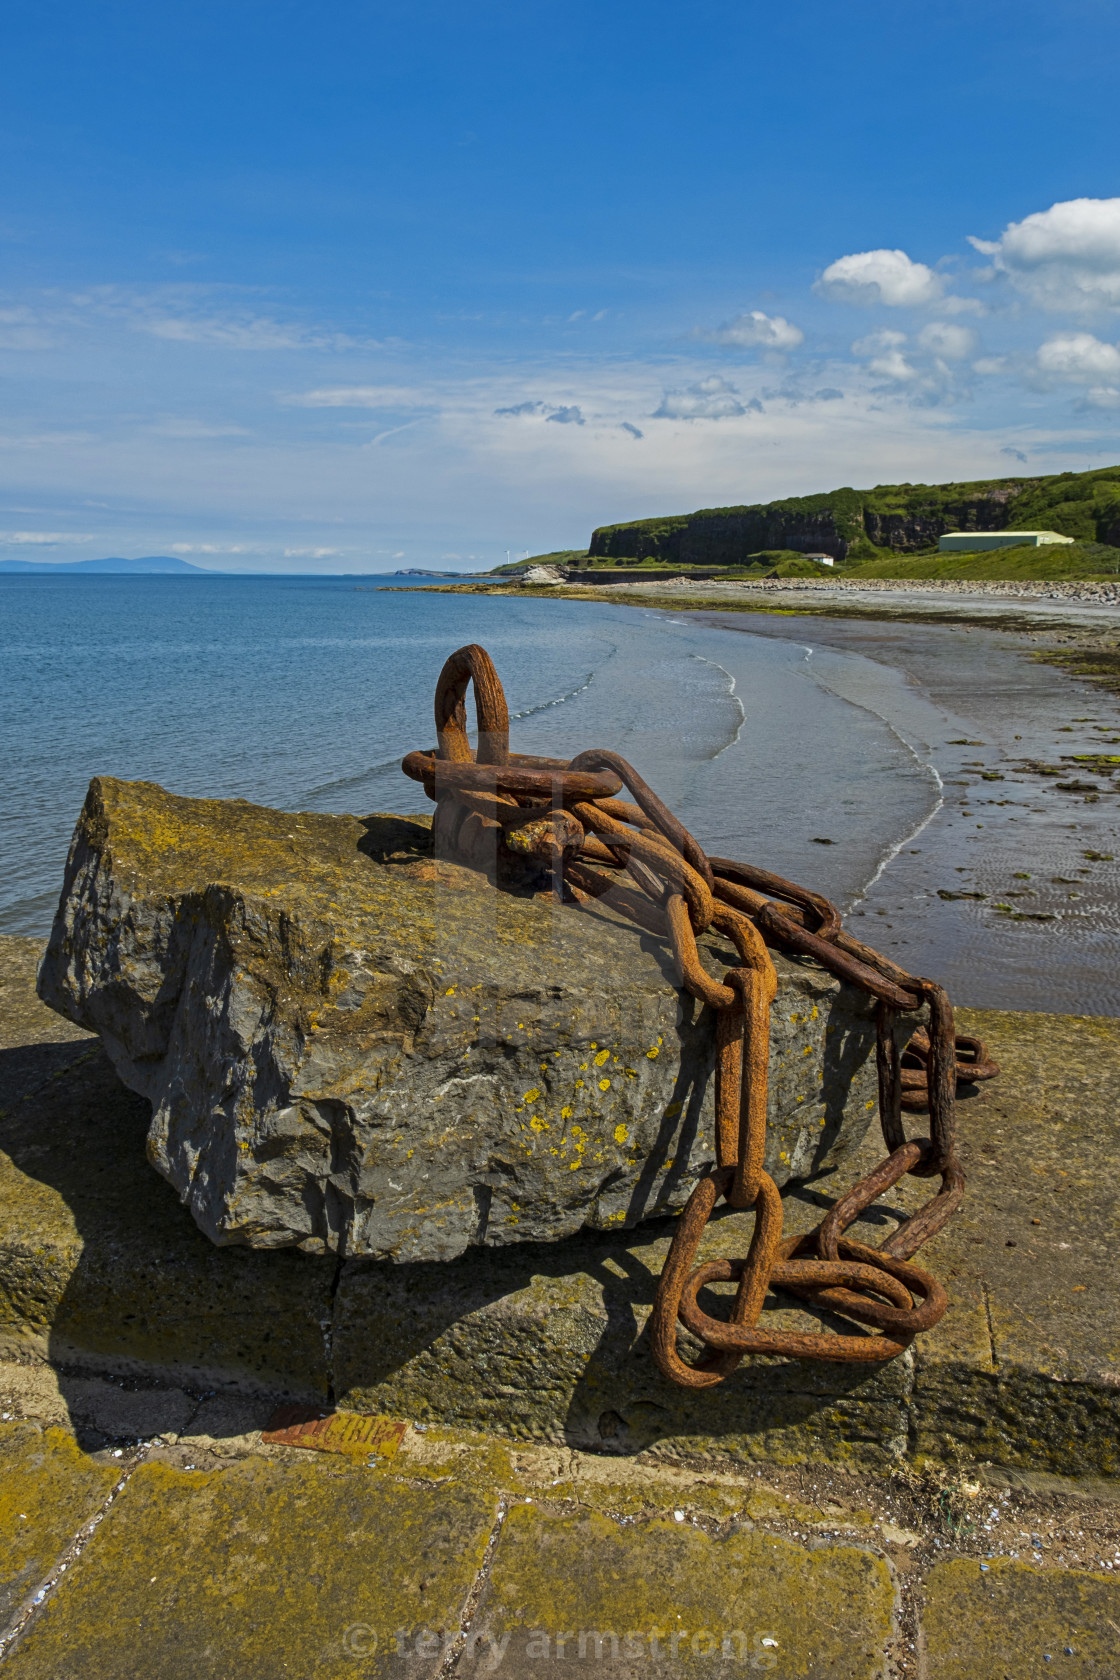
[805,552,835,566]
[938,530,1075,553]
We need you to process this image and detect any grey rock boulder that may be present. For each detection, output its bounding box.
[37,777,898,1263]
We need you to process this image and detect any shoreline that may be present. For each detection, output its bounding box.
[396,579,1120,1016]
[391,577,1120,686]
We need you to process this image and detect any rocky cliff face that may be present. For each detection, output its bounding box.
[587,468,1120,564]
[589,483,1031,564]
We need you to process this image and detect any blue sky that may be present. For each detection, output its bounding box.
[4,0,1120,571]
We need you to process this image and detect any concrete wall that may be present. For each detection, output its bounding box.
[938,531,1075,552]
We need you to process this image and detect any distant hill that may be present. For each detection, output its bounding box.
[586,465,1120,566]
[0,555,207,575]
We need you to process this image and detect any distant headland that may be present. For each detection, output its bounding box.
[492,463,1120,584]
[0,557,474,578]
[0,555,206,575]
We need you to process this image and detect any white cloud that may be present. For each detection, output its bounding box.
[816,249,944,307]
[0,307,55,350]
[1035,331,1120,383]
[972,356,1006,375]
[653,375,754,420]
[851,329,917,382]
[67,286,383,352]
[701,309,804,350]
[283,546,342,558]
[149,418,252,438]
[936,294,986,317]
[0,530,91,545]
[1080,386,1120,408]
[970,197,1120,311]
[291,385,429,408]
[494,399,584,424]
[139,314,356,351]
[169,542,257,554]
[918,322,978,360]
[368,422,421,446]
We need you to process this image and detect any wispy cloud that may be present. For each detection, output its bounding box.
[71,286,381,353]
[368,422,421,445]
[148,418,253,438]
[0,307,56,350]
[0,530,92,544]
[698,309,804,350]
[918,321,978,360]
[290,385,430,408]
[852,329,917,382]
[494,398,584,424]
[137,314,359,351]
[169,542,258,554]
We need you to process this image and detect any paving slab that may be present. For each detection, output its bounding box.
[3,1454,498,1680]
[908,1008,1120,1479]
[0,1421,117,1625]
[1,935,1118,1476]
[920,1557,1120,1679]
[0,1407,1117,1680]
[464,1500,893,1678]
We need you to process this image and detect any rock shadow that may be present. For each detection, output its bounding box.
[0,1035,336,1454]
[0,1023,912,1467]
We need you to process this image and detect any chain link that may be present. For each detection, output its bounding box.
[403,645,1000,1387]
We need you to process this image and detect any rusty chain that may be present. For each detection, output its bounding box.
[402,645,999,1387]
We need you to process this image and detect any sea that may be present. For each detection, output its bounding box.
[4,573,1119,1013]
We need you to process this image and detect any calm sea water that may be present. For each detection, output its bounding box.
[0,574,939,939]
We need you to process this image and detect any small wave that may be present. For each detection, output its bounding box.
[858,763,945,898]
[300,667,604,800]
[510,668,597,722]
[800,647,945,903]
[690,656,746,761]
[301,755,408,801]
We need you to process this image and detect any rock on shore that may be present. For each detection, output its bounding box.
[37,778,895,1263]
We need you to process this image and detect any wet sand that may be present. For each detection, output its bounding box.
[688,607,1120,1016]
[408,575,1120,1014]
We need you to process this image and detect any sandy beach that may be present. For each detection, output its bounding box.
[416,576,1120,1017]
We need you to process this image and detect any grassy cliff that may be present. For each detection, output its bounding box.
[844,542,1120,581]
[585,466,1120,567]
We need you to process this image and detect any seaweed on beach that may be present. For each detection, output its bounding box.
[1031,640,1120,696]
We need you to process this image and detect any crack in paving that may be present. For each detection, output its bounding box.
[0,1389,212,1664]
[983,1281,999,1370]
[435,1494,510,1679]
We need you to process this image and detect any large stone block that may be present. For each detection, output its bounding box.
[37,778,893,1263]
